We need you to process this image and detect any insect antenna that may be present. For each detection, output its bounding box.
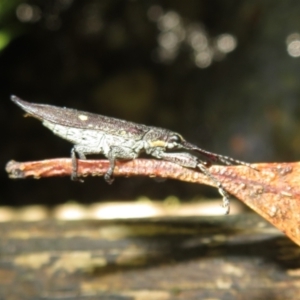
[182,141,255,170]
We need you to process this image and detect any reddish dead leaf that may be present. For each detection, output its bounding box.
[5,158,300,246]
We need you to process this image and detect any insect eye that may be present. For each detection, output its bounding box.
[169,134,182,143]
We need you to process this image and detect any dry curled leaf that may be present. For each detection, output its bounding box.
[5,158,300,246]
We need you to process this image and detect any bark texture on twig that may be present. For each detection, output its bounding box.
[6,158,300,246]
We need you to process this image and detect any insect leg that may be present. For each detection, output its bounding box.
[71,147,86,181]
[105,146,139,184]
[150,150,198,168]
[151,149,231,214]
[196,162,230,214]
[104,158,115,184]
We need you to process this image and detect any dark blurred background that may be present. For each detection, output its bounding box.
[2,0,300,207]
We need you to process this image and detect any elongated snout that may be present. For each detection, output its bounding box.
[180,140,219,161]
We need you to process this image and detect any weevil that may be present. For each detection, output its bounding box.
[11,95,253,214]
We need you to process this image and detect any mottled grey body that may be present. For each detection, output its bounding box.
[11,95,253,214]
[43,121,146,159]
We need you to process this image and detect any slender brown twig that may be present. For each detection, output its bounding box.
[6,158,300,246]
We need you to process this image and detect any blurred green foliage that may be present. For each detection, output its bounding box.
[0,0,23,52]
